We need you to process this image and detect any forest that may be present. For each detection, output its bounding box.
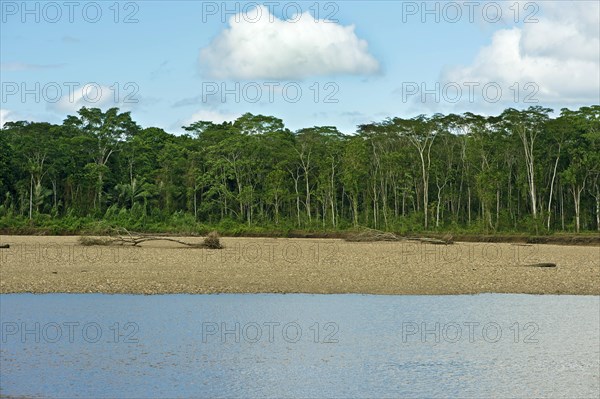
[0,105,598,235]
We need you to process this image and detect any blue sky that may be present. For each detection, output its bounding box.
[1,1,599,133]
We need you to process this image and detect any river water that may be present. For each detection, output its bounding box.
[1,293,598,398]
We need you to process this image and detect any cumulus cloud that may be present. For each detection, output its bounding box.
[200,5,379,79]
[442,1,600,104]
[49,83,137,113]
[183,109,240,125]
[0,109,51,126]
[0,109,15,127]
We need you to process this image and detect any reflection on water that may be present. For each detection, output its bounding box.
[1,294,598,398]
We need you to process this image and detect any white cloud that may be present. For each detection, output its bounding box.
[0,109,54,126]
[49,83,136,114]
[200,5,379,79]
[183,109,240,126]
[1,62,65,71]
[443,1,600,104]
[0,109,15,127]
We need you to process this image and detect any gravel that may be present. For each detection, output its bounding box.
[1,236,598,295]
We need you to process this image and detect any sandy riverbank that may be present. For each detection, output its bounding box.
[0,236,598,295]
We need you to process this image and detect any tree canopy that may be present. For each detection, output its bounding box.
[1,105,599,233]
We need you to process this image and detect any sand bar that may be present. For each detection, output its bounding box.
[0,236,598,295]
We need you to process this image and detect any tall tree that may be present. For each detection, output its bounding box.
[63,107,139,211]
[501,106,552,222]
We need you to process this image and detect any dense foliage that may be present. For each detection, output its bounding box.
[1,105,599,234]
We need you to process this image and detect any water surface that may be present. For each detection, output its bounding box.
[1,294,598,398]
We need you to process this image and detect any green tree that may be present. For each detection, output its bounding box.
[64,107,139,211]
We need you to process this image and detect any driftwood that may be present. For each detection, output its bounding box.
[345,228,400,242]
[345,228,453,245]
[80,228,222,249]
[116,236,205,247]
[109,228,198,247]
[525,262,557,268]
[406,236,453,245]
[0,244,9,249]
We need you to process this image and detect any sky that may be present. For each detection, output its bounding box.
[1,0,599,134]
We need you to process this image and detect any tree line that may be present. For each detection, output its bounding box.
[0,105,598,233]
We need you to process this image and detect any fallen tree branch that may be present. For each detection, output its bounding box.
[525,262,557,268]
[345,228,454,244]
[114,236,204,247]
[406,237,453,245]
[80,230,223,249]
[344,228,400,242]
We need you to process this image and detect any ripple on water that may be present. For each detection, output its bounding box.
[0,293,598,398]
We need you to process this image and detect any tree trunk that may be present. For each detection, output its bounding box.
[97,172,104,211]
[393,181,398,218]
[572,185,582,233]
[496,187,500,229]
[596,191,600,232]
[305,172,311,222]
[352,195,358,226]
[294,174,301,226]
[402,190,406,217]
[372,180,378,229]
[560,184,565,231]
[435,182,445,228]
[435,198,441,228]
[330,162,337,228]
[194,183,197,219]
[467,187,471,225]
[519,130,538,219]
[51,180,57,210]
[596,191,599,232]
[546,152,559,230]
[29,175,33,219]
[421,151,429,229]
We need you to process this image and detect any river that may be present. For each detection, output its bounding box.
[1,293,598,398]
